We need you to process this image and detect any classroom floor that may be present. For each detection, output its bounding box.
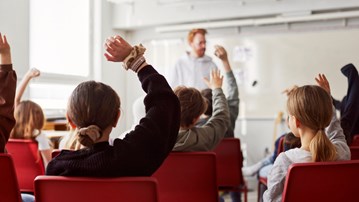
[221,176,258,202]
[222,190,257,202]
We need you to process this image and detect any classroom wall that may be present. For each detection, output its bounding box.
[0,0,29,77]
[0,0,128,137]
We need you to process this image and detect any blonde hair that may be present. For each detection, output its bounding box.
[187,28,207,44]
[11,100,45,139]
[174,86,207,128]
[287,85,336,162]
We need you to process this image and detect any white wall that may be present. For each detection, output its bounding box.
[111,0,359,29]
[0,0,29,77]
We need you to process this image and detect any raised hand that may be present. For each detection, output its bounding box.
[104,35,133,62]
[204,69,223,90]
[315,73,331,95]
[214,45,228,61]
[0,33,11,64]
[26,68,41,79]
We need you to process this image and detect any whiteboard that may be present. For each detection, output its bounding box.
[209,29,359,118]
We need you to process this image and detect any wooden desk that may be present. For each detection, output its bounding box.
[44,120,68,131]
[45,130,69,149]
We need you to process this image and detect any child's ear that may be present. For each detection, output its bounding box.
[66,113,76,129]
[113,110,121,127]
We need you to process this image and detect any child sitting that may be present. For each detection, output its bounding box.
[263,74,350,201]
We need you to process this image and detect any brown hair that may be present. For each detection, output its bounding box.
[287,85,336,162]
[174,86,207,128]
[11,100,45,139]
[187,28,207,44]
[201,88,212,116]
[67,81,120,147]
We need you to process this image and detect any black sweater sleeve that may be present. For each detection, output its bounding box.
[0,64,16,153]
[114,65,180,175]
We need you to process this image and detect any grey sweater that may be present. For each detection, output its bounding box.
[173,88,230,151]
[263,106,351,202]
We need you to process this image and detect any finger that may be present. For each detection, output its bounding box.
[217,69,221,75]
[116,36,130,46]
[0,33,3,44]
[107,38,123,50]
[106,39,118,50]
[105,43,117,56]
[104,43,116,56]
[104,53,116,62]
[322,74,328,82]
[3,35,8,45]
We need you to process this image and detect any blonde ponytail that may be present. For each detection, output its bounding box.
[309,130,337,162]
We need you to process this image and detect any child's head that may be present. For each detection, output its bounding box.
[174,86,208,129]
[12,100,45,139]
[67,81,120,147]
[286,85,336,161]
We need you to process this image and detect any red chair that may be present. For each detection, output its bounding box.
[51,149,61,159]
[0,154,22,202]
[152,152,218,202]
[282,160,359,202]
[350,146,359,160]
[34,176,159,202]
[212,138,248,202]
[6,139,45,193]
[351,135,359,146]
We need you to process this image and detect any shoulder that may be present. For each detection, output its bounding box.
[202,55,213,62]
[176,54,190,62]
[284,148,312,163]
[35,132,48,141]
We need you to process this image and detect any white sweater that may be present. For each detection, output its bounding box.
[263,106,351,202]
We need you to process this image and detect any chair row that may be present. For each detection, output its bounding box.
[258,140,359,202]
[0,153,158,202]
[4,138,247,202]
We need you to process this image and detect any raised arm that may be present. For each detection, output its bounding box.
[15,68,40,107]
[104,35,181,175]
[315,73,350,160]
[214,45,239,134]
[199,69,230,150]
[0,33,17,153]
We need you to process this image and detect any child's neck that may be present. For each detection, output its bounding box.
[300,130,315,151]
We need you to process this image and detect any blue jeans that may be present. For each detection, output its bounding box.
[21,193,35,202]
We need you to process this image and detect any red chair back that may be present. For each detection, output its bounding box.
[0,154,22,202]
[350,146,359,160]
[34,176,159,202]
[213,138,248,202]
[152,152,218,202]
[51,149,61,159]
[6,139,45,192]
[351,135,359,146]
[282,160,359,202]
[213,138,244,187]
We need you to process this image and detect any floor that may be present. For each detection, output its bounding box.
[222,175,259,202]
[222,190,257,202]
